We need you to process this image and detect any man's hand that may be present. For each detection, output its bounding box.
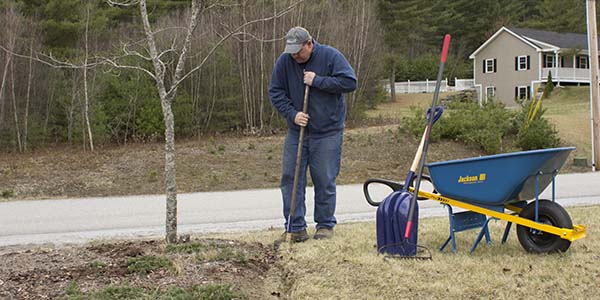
[303,71,316,86]
[294,112,310,127]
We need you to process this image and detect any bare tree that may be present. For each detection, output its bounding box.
[304,0,382,111]
[0,0,380,149]
[0,1,21,133]
[106,0,304,243]
[19,16,44,151]
[23,24,36,151]
[82,1,94,151]
[44,70,57,135]
[67,71,79,145]
[10,60,21,151]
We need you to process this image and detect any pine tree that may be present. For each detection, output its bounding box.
[526,0,588,33]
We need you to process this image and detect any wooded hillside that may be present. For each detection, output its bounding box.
[0,0,593,151]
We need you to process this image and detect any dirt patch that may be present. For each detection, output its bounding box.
[0,238,281,299]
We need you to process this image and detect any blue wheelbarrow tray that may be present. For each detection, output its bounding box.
[426,147,575,209]
[422,147,586,252]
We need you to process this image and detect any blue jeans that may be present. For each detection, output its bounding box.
[281,129,343,232]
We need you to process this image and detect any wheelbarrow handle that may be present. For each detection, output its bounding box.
[363,178,404,207]
[363,175,435,207]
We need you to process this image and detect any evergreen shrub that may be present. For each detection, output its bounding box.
[401,99,562,154]
[401,101,515,154]
[515,100,561,150]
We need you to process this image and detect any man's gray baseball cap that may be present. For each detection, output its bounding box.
[284,26,311,54]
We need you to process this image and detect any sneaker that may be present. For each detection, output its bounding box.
[314,227,334,240]
[291,229,309,242]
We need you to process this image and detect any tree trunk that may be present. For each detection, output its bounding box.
[139,0,187,244]
[162,98,177,244]
[204,60,217,129]
[238,1,250,132]
[0,54,11,130]
[24,34,34,151]
[124,81,139,145]
[83,2,94,151]
[390,67,396,102]
[269,1,278,129]
[259,0,265,131]
[10,61,22,152]
[67,71,77,145]
[79,92,86,150]
[44,72,56,135]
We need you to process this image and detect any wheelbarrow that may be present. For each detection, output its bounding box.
[364,147,587,253]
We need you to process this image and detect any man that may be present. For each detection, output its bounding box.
[269,26,357,242]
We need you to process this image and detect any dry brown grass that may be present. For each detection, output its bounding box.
[365,92,456,120]
[0,125,483,201]
[544,87,593,162]
[232,205,598,300]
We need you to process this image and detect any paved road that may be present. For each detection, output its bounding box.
[1,172,599,247]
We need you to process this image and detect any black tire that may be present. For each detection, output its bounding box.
[516,200,572,253]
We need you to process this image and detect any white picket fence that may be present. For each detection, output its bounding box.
[384,78,475,94]
[455,79,475,91]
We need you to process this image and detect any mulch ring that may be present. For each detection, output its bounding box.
[0,238,278,299]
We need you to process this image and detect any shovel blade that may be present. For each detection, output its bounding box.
[376,191,419,256]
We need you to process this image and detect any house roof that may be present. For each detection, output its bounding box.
[469,26,600,59]
[509,27,594,50]
[469,27,541,59]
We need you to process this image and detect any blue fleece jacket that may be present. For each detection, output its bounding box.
[269,40,357,137]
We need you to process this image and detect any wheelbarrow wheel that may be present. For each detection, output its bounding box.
[516,200,572,253]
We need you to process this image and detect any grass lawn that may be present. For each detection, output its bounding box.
[6,204,594,299]
[231,204,597,300]
[543,86,594,162]
[365,92,456,121]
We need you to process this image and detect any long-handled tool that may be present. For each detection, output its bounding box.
[286,84,310,242]
[376,106,442,256]
[403,34,451,242]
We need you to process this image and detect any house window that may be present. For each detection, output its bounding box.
[544,54,555,68]
[516,86,529,100]
[486,86,496,100]
[517,55,529,70]
[578,56,589,69]
[484,58,496,73]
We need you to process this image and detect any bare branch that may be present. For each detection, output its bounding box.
[115,25,188,65]
[230,31,284,43]
[107,0,140,7]
[121,43,152,61]
[169,0,305,95]
[0,44,100,69]
[0,42,158,80]
[204,1,241,10]
[166,0,202,99]
[100,57,156,79]
[139,0,166,86]
[155,26,190,33]
[158,48,177,60]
